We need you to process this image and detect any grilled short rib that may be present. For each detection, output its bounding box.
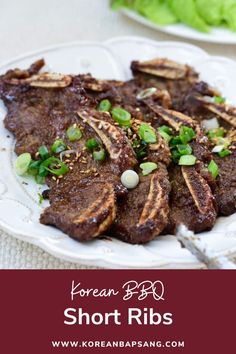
[0,57,235,243]
[0,61,171,242]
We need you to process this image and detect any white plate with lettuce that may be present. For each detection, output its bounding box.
[112,0,236,44]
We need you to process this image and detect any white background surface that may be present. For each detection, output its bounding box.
[1,0,236,269]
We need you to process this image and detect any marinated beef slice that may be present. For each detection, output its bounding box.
[1,57,235,243]
[112,164,170,244]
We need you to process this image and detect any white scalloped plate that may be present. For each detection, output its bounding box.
[121,9,236,44]
[0,36,236,269]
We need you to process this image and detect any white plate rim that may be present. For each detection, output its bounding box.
[121,8,236,44]
[0,36,235,269]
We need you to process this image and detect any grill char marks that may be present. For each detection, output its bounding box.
[77,109,137,174]
[131,58,198,81]
[1,56,236,243]
[0,62,132,241]
[133,98,217,233]
[183,87,236,216]
[112,165,170,244]
[40,179,116,241]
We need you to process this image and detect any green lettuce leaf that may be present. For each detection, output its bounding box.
[133,0,177,25]
[111,0,132,10]
[222,0,236,31]
[168,0,209,32]
[196,0,224,26]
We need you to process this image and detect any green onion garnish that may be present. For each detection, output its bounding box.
[179,126,196,144]
[138,123,157,144]
[66,125,82,142]
[38,193,44,204]
[93,149,106,161]
[213,96,225,104]
[218,149,231,158]
[208,127,225,140]
[171,148,181,163]
[15,153,31,175]
[41,157,69,176]
[51,139,67,154]
[132,140,148,159]
[178,155,196,166]
[28,160,42,176]
[85,138,99,151]
[111,107,131,127]
[159,130,171,142]
[177,144,192,156]
[170,135,182,147]
[140,162,158,176]
[98,99,112,112]
[158,125,172,135]
[38,145,50,160]
[35,175,45,185]
[208,160,219,179]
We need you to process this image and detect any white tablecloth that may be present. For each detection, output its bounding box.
[1,0,236,268]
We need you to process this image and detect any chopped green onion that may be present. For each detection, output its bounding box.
[66,125,82,142]
[208,160,219,179]
[179,126,196,144]
[93,149,106,161]
[111,107,131,127]
[41,157,69,176]
[170,135,182,147]
[38,145,50,160]
[213,96,225,104]
[51,139,67,154]
[159,130,171,142]
[35,175,45,185]
[140,162,158,176]
[136,87,157,100]
[208,127,225,140]
[178,155,196,166]
[138,123,157,144]
[98,99,112,112]
[158,125,172,135]
[28,160,42,176]
[132,140,148,159]
[38,193,44,204]
[171,148,181,163]
[85,138,99,151]
[218,149,231,158]
[15,153,31,175]
[177,144,192,156]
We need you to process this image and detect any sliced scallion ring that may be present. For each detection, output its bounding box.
[213,96,225,104]
[177,144,192,156]
[178,155,196,166]
[66,125,82,142]
[15,153,31,175]
[51,139,67,154]
[38,145,50,160]
[140,162,158,176]
[159,130,171,142]
[93,149,106,161]
[98,99,112,112]
[85,138,99,151]
[218,149,231,158]
[111,107,131,127]
[138,123,157,144]
[208,160,219,179]
[136,87,157,100]
[158,125,172,135]
[179,126,196,144]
